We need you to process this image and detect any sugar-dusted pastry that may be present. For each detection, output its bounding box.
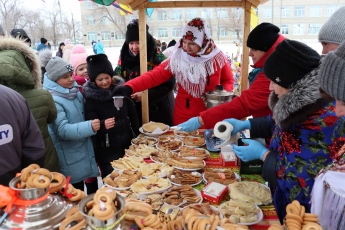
[229,182,272,205]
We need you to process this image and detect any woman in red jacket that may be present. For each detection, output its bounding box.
[112,18,234,125]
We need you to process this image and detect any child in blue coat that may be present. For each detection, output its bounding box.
[43,56,100,191]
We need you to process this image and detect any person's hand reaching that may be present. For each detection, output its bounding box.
[177,117,201,132]
[112,85,133,97]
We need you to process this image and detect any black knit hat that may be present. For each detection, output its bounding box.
[87,54,113,82]
[264,40,321,89]
[168,40,176,48]
[126,19,149,44]
[247,23,280,52]
[41,38,47,44]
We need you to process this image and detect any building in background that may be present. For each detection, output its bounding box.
[80,0,345,47]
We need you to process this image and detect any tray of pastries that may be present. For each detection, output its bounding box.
[140,163,174,179]
[103,170,141,190]
[130,176,171,195]
[179,147,210,159]
[203,168,241,185]
[168,169,202,186]
[131,136,158,146]
[163,185,202,208]
[174,130,199,137]
[182,137,206,147]
[180,203,221,217]
[167,157,205,171]
[156,139,183,152]
[111,156,146,171]
[140,122,170,136]
[125,144,159,158]
[150,150,179,164]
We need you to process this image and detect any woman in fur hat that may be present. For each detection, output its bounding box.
[113,18,234,126]
[223,40,345,223]
[311,40,345,230]
[84,54,139,177]
[114,19,175,126]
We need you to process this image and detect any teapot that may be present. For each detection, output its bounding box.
[202,85,234,109]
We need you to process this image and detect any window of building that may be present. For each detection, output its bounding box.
[281,24,289,34]
[85,15,96,26]
[87,32,97,41]
[310,6,322,17]
[172,27,181,38]
[158,27,168,38]
[101,31,111,41]
[201,9,213,19]
[100,15,110,25]
[217,26,228,37]
[294,6,305,17]
[326,5,338,17]
[157,10,167,21]
[263,7,272,18]
[293,24,305,35]
[186,9,198,20]
[308,24,321,35]
[171,10,182,21]
[231,8,243,19]
[84,1,95,9]
[232,31,243,36]
[115,31,125,40]
[277,6,290,17]
[217,8,228,19]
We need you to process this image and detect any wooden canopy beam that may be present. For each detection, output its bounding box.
[241,0,252,93]
[143,1,244,9]
[138,4,149,124]
[246,0,260,8]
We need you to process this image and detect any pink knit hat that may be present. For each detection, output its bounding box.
[71,44,88,76]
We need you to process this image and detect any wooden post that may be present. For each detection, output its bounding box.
[241,0,252,93]
[138,4,149,124]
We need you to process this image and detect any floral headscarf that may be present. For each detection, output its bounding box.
[165,18,227,98]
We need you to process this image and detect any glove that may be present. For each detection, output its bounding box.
[177,117,201,132]
[112,85,133,97]
[233,139,268,162]
[223,118,251,135]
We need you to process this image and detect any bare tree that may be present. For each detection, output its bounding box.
[45,0,61,48]
[227,8,244,43]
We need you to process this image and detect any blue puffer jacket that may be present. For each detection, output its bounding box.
[95,42,105,54]
[43,74,98,184]
[37,43,47,51]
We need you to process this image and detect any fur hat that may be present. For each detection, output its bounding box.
[126,19,149,44]
[247,23,280,52]
[38,49,52,68]
[71,44,88,76]
[65,39,71,45]
[46,57,74,81]
[86,54,113,82]
[319,6,345,45]
[41,38,47,44]
[167,40,176,48]
[319,40,345,102]
[264,39,321,89]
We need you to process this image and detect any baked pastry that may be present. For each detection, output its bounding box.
[168,169,201,185]
[140,163,174,178]
[125,144,159,158]
[157,140,182,151]
[186,204,220,216]
[150,150,179,164]
[111,156,146,170]
[145,194,164,213]
[167,157,205,169]
[182,137,205,146]
[175,130,198,137]
[130,176,170,194]
[103,170,141,188]
[142,122,168,133]
[179,147,209,158]
[163,185,201,207]
[219,199,260,224]
[131,136,157,146]
[204,168,239,185]
[229,182,272,205]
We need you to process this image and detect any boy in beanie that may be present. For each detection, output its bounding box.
[311,40,345,230]
[37,38,48,51]
[43,56,100,192]
[71,44,89,93]
[83,54,139,177]
[319,6,345,54]
[224,40,345,223]
[178,22,286,131]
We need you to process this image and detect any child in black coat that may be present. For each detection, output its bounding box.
[83,54,139,177]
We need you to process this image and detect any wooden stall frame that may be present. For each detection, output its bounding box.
[119,0,268,124]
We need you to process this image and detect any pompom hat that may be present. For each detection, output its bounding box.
[71,44,88,76]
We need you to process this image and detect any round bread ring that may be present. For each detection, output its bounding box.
[303,217,319,222]
[199,219,209,230]
[26,174,39,188]
[292,200,301,210]
[62,184,75,194]
[134,216,145,229]
[188,216,199,230]
[299,205,305,218]
[69,190,83,202]
[59,212,87,230]
[49,172,66,193]
[99,188,117,200]
[286,213,303,223]
[192,219,202,230]
[35,168,52,178]
[176,216,184,227]
[21,166,35,182]
[20,181,26,189]
[122,204,152,221]
[143,214,158,226]
[168,220,182,230]
[158,225,167,230]
[88,209,94,217]
[285,218,301,227]
[220,224,235,230]
[220,218,231,225]
[210,216,220,230]
[149,217,161,228]
[28,164,40,170]
[304,213,318,218]
[268,224,283,230]
[86,201,95,209]
[65,206,79,218]
[286,222,301,229]
[286,204,300,215]
[209,215,215,223]
[142,228,154,230]
[126,201,153,210]
[93,203,114,219]
[94,192,113,204]
[303,223,322,230]
[33,175,50,188]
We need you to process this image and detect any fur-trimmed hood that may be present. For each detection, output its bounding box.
[0,36,42,89]
[269,63,330,129]
[83,76,125,101]
[63,44,74,52]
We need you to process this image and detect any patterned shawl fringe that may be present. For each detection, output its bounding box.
[164,51,227,98]
[321,188,345,230]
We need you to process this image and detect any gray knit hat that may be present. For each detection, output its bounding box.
[319,40,345,102]
[319,6,345,45]
[46,57,74,81]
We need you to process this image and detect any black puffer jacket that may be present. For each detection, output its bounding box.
[83,77,140,176]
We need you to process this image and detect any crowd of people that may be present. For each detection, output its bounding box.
[1,5,345,229]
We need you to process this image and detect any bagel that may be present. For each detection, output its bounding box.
[299,205,305,218]
[268,224,283,230]
[192,219,202,230]
[286,213,303,223]
[59,212,87,230]
[62,184,75,194]
[286,204,300,215]
[93,203,114,220]
[122,203,152,220]
[49,173,66,193]
[285,218,302,227]
[134,216,145,229]
[302,223,322,230]
[26,174,40,188]
[33,175,50,188]
[303,213,318,218]
[303,217,319,223]
[21,166,34,182]
[65,206,79,219]
[143,214,158,227]
[292,200,301,210]
[69,190,83,202]
[94,192,112,204]
[210,216,220,230]
[188,216,199,230]
[142,122,167,133]
[28,164,40,170]
[35,168,52,179]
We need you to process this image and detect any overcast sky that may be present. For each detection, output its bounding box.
[23,0,82,21]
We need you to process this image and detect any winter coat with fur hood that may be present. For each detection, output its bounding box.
[83,77,140,175]
[249,64,345,221]
[62,44,74,64]
[0,37,59,172]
